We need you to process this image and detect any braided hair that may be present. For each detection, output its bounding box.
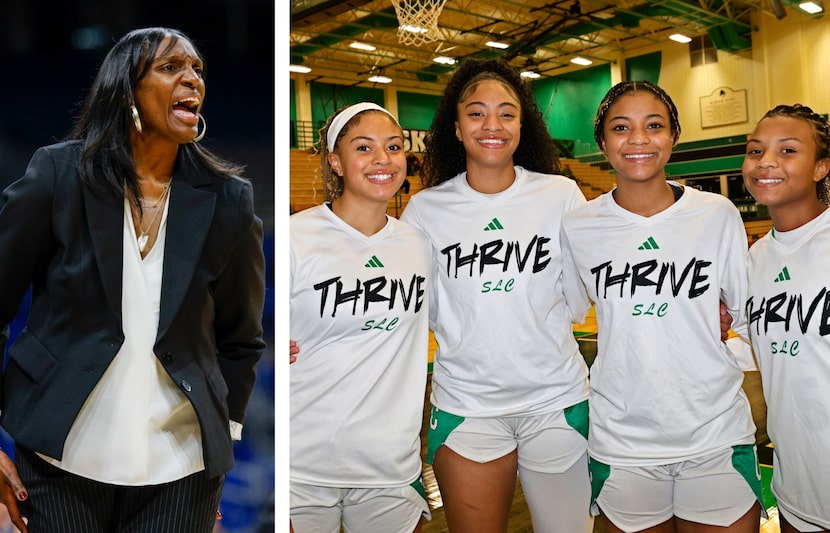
[422,58,560,188]
[760,104,830,205]
[594,80,681,150]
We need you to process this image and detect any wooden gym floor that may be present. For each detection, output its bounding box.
[419,311,781,532]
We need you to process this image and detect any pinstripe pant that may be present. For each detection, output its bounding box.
[15,445,224,533]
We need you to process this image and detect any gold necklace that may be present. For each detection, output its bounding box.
[137,184,171,252]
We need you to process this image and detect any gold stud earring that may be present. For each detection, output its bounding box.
[130,105,142,134]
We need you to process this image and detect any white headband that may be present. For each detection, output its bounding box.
[326,102,399,152]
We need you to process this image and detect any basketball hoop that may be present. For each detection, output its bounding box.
[390,0,447,46]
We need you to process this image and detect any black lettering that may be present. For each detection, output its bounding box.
[796,288,826,334]
[362,277,390,313]
[656,263,671,296]
[398,275,427,313]
[669,258,695,297]
[479,240,505,274]
[514,236,538,272]
[331,278,361,317]
[763,293,788,334]
[821,290,830,336]
[532,236,551,273]
[313,276,340,317]
[688,259,712,298]
[590,261,612,297]
[606,263,632,298]
[631,260,658,296]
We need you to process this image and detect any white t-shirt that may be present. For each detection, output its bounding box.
[561,184,756,466]
[289,204,431,488]
[401,166,590,418]
[746,207,830,528]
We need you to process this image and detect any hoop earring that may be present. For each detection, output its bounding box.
[130,105,142,134]
[191,113,207,143]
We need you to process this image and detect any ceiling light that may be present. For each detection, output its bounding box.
[570,57,593,66]
[798,1,823,13]
[520,71,541,79]
[591,10,616,19]
[349,42,376,51]
[401,24,428,34]
[433,56,456,65]
[669,33,692,43]
[486,41,509,49]
[368,75,392,83]
[289,64,311,73]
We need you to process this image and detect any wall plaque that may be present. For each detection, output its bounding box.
[700,87,748,128]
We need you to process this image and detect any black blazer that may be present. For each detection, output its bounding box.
[0,141,266,479]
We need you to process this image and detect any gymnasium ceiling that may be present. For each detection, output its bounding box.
[289,0,795,94]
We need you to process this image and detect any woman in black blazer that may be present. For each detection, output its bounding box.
[0,27,266,532]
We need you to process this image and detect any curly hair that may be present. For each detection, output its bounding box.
[421,58,560,188]
[316,105,401,201]
[593,80,681,150]
[758,104,830,205]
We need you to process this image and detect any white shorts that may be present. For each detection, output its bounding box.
[590,445,764,531]
[427,400,588,473]
[778,503,827,532]
[290,479,431,533]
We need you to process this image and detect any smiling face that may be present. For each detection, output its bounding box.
[742,115,829,226]
[454,79,521,175]
[132,35,205,145]
[599,91,677,186]
[327,110,406,208]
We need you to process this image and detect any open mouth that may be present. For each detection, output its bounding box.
[173,97,200,116]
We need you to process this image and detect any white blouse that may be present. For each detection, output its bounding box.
[40,195,203,484]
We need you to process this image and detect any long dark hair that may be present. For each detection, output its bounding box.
[422,58,560,188]
[69,27,244,204]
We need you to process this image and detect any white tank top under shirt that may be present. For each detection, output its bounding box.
[40,195,203,485]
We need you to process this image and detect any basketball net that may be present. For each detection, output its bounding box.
[390,0,447,46]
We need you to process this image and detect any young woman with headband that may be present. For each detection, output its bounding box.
[289,102,432,532]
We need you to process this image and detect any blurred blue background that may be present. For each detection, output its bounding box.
[0,2,275,532]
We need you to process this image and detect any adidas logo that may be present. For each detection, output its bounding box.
[365,255,385,268]
[638,236,659,250]
[484,218,504,231]
[774,266,791,282]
